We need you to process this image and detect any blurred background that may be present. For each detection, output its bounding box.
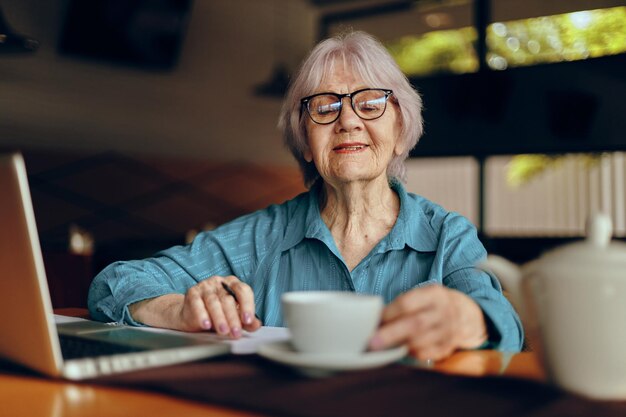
[1,0,625,307]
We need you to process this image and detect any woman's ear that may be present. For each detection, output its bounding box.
[304,148,313,162]
[393,140,406,157]
[393,116,406,156]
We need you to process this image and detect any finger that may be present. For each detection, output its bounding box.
[370,307,440,351]
[223,276,257,327]
[409,338,456,362]
[197,275,228,294]
[202,292,231,336]
[182,286,212,331]
[246,317,263,332]
[381,285,440,323]
[403,314,458,361]
[219,290,244,338]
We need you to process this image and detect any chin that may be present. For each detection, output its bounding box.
[330,171,382,184]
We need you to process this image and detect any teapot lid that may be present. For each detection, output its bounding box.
[539,213,626,267]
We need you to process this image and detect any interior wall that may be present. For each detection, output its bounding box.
[0,0,316,166]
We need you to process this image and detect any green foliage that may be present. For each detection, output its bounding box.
[386,6,626,76]
[487,6,626,70]
[387,28,478,76]
[506,154,603,187]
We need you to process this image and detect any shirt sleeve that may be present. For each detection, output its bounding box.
[87,204,285,325]
[433,212,524,352]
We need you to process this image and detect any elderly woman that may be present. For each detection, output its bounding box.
[88,31,523,360]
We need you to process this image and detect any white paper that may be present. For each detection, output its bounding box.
[54,314,89,324]
[139,325,291,354]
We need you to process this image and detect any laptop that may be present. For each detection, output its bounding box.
[0,152,230,380]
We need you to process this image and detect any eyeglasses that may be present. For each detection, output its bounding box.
[300,88,393,125]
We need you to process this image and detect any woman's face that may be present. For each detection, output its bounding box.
[303,64,404,187]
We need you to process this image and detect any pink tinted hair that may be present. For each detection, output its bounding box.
[278,31,424,187]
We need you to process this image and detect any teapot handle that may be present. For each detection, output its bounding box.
[586,213,612,248]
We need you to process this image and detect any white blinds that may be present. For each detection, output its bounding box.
[405,153,626,237]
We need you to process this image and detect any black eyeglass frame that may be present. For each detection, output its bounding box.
[300,88,394,125]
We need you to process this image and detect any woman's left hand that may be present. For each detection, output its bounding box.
[368,284,488,361]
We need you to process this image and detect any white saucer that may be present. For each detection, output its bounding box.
[258,341,408,377]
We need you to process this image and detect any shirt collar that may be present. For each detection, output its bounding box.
[388,179,438,253]
[280,180,328,251]
[280,178,438,253]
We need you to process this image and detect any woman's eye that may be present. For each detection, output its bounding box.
[358,99,382,112]
[316,102,340,115]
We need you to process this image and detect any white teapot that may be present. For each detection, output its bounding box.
[479,213,626,399]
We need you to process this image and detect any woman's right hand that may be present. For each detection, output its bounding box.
[128,275,262,338]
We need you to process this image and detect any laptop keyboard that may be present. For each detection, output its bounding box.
[59,334,146,360]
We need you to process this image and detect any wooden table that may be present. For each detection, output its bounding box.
[0,349,544,417]
[0,308,546,417]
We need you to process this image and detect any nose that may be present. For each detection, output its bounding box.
[335,97,362,132]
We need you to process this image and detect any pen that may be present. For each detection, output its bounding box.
[221,282,262,322]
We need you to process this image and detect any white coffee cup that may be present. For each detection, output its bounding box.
[281,291,383,355]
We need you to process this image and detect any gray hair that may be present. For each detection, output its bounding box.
[278,31,424,188]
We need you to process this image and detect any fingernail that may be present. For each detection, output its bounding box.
[218,323,229,334]
[243,312,252,325]
[369,335,384,351]
[202,319,211,330]
[231,327,241,338]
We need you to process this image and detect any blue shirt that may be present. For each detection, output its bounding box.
[88,180,523,351]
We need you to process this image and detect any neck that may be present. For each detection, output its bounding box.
[320,176,399,233]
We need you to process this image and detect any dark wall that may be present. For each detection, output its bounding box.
[411,53,626,157]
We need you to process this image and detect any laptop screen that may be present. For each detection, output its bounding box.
[0,153,65,376]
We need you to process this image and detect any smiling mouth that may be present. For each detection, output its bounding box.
[333,144,369,152]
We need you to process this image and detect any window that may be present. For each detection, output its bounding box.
[321,1,626,77]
